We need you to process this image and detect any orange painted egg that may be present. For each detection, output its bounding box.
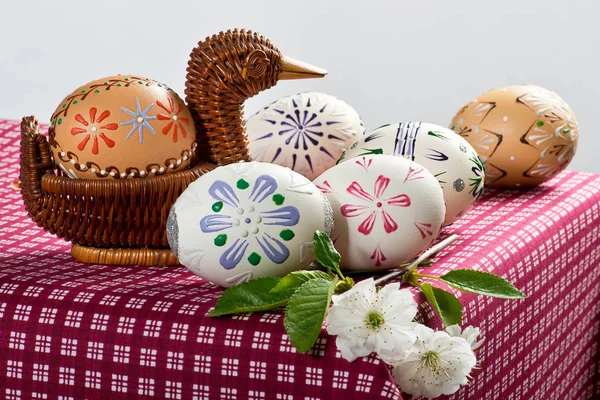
[49,75,196,179]
[451,85,578,188]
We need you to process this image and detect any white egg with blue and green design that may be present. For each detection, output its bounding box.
[339,122,485,225]
[167,162,334,287]
[314,155,445,271]
[246,92,365,181]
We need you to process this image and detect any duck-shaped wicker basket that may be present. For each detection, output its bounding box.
[19,29,326,266]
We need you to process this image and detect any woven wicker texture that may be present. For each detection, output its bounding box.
[19,28,303,265]
[20,117,215,249]
[185,29,282,165]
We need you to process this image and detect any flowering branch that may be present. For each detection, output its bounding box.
[207,230,526,398]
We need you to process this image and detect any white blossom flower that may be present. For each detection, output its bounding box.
[325,278,418,363]
[445,324,484,351]
[392,325,477,398]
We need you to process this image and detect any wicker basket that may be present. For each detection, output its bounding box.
[19,29,326,266]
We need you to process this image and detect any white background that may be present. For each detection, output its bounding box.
[1,0,598,172]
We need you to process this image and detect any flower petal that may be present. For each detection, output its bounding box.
[75,113,88,126]
[376,329,417,364]
[260,206,300,226]
[71,127,87,135]
[208,180,239,208]
[464,327,485,351]
[100,123,118,131]
[89,107,97,123]
[77,135,90,151]
[346,181,374,202]
[99,133,115,148]
[331,278,377,312]
[392,327,477,398]
[92,136,99,155]
[379,285,417,310]
[325,304,369,339]
[340,204,368,218]
[177,121,187,138]
[414,324,435,339]
[385,194,411,207]
[250,174,278,203]
[156,99,171,114]
[358,211,377,235]
[162,119,174,134]
[444,324,461,337]
[332,278,376,304]
[220,239,249,270]
[444,325,485,351]
[255,233,289,264]
[373,175,390,199]
[392,359,430,398]
[200,214,232,233]
[335,336,375,362]
[380,296,418,328]
[381,209,398,233]
[96,109,110,123]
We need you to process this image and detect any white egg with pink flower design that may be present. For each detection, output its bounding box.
[313,155,445,271]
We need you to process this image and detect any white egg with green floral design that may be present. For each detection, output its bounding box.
[339,122,485,225]
[314,155,445,271]
[247,92,365,180]
[167,162,334,287]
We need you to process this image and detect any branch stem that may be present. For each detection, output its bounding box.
[417,274,441,280]
[373,234,459,286]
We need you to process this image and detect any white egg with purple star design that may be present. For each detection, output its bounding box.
[167,162,334,287]
[246,92,365,180]
[339,122,485,225]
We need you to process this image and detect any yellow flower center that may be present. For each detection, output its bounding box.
[365,311,385,330]
[423,350,442,373]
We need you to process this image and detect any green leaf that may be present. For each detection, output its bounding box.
[420,283,462,327]
[271,270,333,293]
[357,147,384,156]
[313,231,341,271]
[439,269,526,299]
[207,277,296,317]
[284,278,337,353]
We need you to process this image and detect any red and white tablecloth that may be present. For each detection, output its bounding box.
[0,118,599,400]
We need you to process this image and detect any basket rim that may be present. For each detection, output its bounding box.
[39,162,216,194]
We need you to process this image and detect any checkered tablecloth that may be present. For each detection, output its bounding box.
[0,118,599,400]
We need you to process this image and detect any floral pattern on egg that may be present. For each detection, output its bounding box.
[247,92,365,180]
[49,75,196,179]
[339,122,484,225]
[168,162,333,287]
[199,176,300,270]
[314,155,445,271]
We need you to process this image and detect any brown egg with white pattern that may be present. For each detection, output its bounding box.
[451,85,578,188]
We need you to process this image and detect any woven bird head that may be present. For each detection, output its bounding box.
[184,28,326,165]
[186,29,326,103]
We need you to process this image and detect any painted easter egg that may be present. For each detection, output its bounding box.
[451,85,578,188]
[340,122,484,225]
[167,161,334,287]
[49,75,196,179]
[313,155,445,271]
[247,92,365,180]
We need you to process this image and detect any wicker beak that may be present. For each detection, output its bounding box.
[279,56,327,80]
